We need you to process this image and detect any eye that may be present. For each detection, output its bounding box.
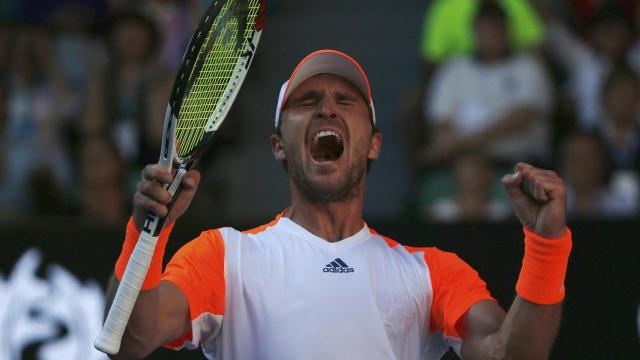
[294,94,319,107]
[336,96,356,105]
[299,98,317,106]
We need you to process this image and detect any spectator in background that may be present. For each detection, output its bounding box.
[535,1,639,130]
[0,24,11,78]
[420,0,544,76]
[106,0,133,15]
[424,1,552,167]
[104,0,202,71]
[405,0,543,186]
[423,151,511,222]
[0,26,11,179]
[81,136,126,225]
[599,66,640,170]
[0,83,7,194]
[141,0,201,72]
[48,2,109,194]
[418,1,551,221]
[0,27,73,214]
[559,131,638,218]
[597,65,640,217]
[570,0,637,32]
[50,1,107,126]
[83,11,172,198]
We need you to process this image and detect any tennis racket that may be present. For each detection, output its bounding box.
[94,0,265,354]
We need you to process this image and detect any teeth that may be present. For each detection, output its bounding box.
[314,130,342,142]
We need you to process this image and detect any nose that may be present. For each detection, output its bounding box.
[316,95,337,119]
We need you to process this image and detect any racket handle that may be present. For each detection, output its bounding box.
[95,166,187,354]
[94,230,159,355]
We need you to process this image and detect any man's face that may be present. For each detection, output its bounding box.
[591,21,631,62]
[273,73,381,202]
[563,135,603,192]
[474,16,509,59]
[605,76,639,126]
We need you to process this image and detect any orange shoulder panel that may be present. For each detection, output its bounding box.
[242,211,286,234]
[161,229,226,322]
[423,247,494,339]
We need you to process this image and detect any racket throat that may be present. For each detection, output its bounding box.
[159,105,179,169]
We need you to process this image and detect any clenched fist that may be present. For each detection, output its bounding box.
[502,163,567,238]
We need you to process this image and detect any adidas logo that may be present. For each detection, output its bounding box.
[323,258,355,273]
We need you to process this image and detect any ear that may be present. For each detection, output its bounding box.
[271,134,286,161]
[368,131,382,160]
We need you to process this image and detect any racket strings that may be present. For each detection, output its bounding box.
[175,0,261,158]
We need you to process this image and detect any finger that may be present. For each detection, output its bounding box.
[521,174,550,202]
[503,168,564,202]
[502,170,536,206]
[502,169,522,186]
[502,170,523,193]
[519,169,566,203]
[137,180,172,204]
[514,162,535,174]
[141,164,173,183]
[181,170,201,191]
[134,192,169,217]
[518,166,550,202]
[532,174,566,201]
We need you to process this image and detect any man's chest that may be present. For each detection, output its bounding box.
[227,238,431,337]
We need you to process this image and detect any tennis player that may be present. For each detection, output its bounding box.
[106,49,572,359]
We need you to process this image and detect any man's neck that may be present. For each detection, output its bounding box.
[476,50,509,65]
[284,189,365,243]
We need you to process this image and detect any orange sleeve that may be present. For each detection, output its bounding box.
[424,247,495,339]
[160,229,226,349]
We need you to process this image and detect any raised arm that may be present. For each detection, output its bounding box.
[104,165,201,359]
[460,163,571,359]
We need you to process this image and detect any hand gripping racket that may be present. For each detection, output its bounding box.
[94,0,265,354]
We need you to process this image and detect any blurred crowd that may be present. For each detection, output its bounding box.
[0,0,638,225]
[0,0,208,224]
[407,0,640,222]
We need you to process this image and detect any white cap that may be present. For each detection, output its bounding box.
[274,49,376,129]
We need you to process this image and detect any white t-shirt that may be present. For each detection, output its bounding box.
[158,213,494,359]
[426,54,552,163]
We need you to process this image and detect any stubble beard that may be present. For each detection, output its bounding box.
[287,155,366,203]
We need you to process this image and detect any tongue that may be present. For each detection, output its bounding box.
[311,135,343,162]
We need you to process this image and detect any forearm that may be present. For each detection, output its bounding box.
[461,297,561,360]
[426,108,538,163]
[463,224,571,359]
[104,276,189,359]
[500,227,570,357]
[104,275,160,360]
[102,219,188,358]
[475,107,538,146]
[495,296,562,359]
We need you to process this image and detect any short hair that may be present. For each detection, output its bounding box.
[107,11,160,61]
[588,3,635,31]
[474,1,508,23]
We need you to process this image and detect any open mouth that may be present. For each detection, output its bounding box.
[310,130,344,162]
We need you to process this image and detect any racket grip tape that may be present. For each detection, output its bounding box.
[94,230,159,354]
